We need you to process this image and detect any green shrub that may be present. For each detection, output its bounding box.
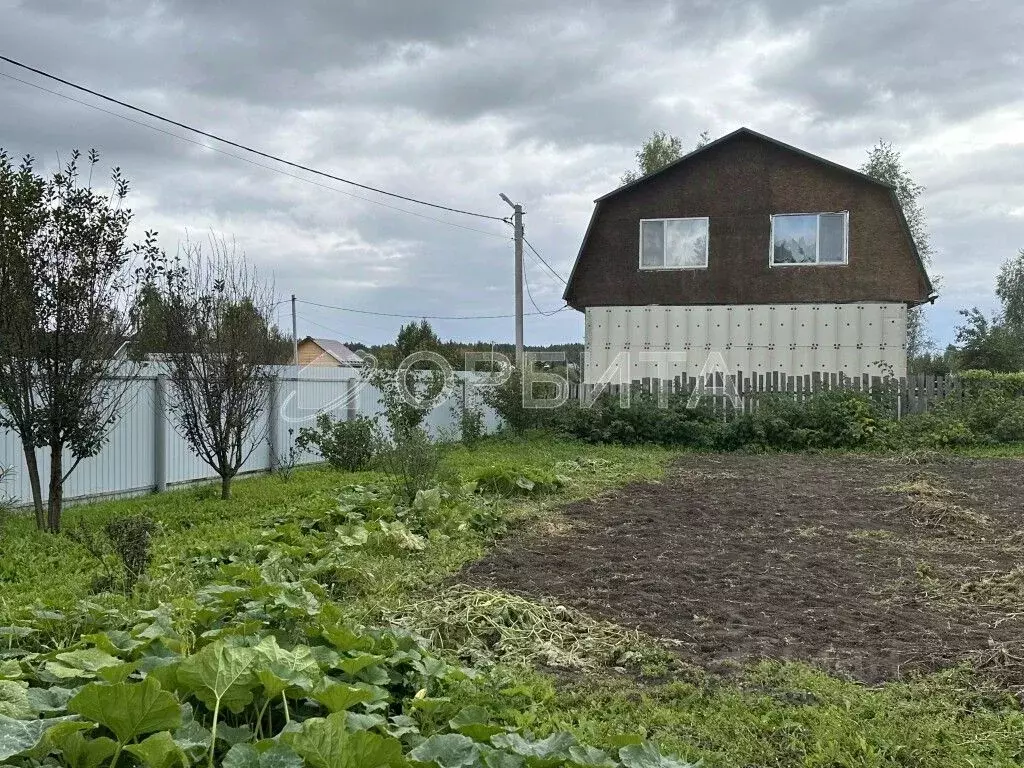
[296,412,381,471]
[378,426,443,505]
[471,462,564,496]
[0,464,14,536]
[67,513,158,594]
[958,369,1024,398]
[889,413,977,449]
[923,385,1024,444]
[557,391,721,447]
[480,368,560,435]
[722,390,884,451]
[451,382,486,447]
[994,409,1024,443]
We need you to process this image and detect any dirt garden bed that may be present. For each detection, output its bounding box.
[462,452,1024,685]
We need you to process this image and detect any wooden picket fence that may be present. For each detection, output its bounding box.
[571,372,964,420]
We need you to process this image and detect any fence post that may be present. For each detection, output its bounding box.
[153,374,167,494]
[346,377,358,422]
[268,375,280,472]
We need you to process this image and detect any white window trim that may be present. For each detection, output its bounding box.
[769,211,849,267]
[638,217,710,271]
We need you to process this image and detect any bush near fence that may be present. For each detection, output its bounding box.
[556,371,1024,451]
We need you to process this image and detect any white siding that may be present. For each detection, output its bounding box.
[584,303,907,383]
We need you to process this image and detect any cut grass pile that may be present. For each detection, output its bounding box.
[389,585,679,674]
[881,471,988,532]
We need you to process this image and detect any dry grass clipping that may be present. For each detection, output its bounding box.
[880,473,986,532]
[388,584,674,671]
[958,567,1024,608]
[882,450,952,466]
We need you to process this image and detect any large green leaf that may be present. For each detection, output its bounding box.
[312,682,377,713]
[490,733,575,760]
[253,637,321,699]
[82,630,147,658]
[52,730,118,768]
[26,686,75,716]
[335,654,384,677]
[288,712,405,768]
[69,677,181,744]
[409,733,481,768]
[0,714,80,761]
[224,743,261,768]
[567,746,616,768]
[224,743,303,768]
[618,743,698,768]
[46,648,123,680]
[0,679,31,718]
[174,706,213,762]
[449,707,503,743]
[0,660,23,680]
[177,642,257,714]
[124,730,189,768]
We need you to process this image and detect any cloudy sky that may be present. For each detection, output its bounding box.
[1,0,1021,349]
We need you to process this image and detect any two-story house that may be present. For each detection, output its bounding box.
[563,128,935,383]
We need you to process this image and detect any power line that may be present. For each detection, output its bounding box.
[523,261,569,317]
[0,54,507,223]
[0,70,512,240]
[297,298,566,321]
[296,312,393,337]
[523,236,567,285]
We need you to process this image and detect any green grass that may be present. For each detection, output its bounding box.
[0,435,673,621]
[449,663,1024,767]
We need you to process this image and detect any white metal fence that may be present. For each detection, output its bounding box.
[0,365,500,506]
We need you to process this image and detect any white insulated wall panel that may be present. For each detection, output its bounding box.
[584,303,907,383]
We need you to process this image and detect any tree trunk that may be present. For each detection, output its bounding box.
[47,446,63,533]
[21,442,45,530]
[221,474,232,500]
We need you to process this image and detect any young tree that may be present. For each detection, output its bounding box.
[621,131,684,184]
[0,152,47,526]
[0,150,143,532]
[860,141,937,360]
[996,248,1024,330]
[155,238,287,500]
[620,130,712,185]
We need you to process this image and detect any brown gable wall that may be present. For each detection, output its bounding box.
[565,133,932,309]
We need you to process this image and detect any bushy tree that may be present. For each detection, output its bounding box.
[0,150,145,531]
[860,141,937,360]
[149,238,288,499]
[954,308,1024,372]
[620,130,711,185]
[996,249,1024,330]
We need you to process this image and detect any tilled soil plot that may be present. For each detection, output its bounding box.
[462,453,1024,684]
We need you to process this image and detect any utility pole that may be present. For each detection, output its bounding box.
[291,294,299,370]
[499,193,524,367]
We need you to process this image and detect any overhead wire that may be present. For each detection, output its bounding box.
[0,69,511,240]
[0,55,507,220]
[523,235,567,285]
[523,260,569,317]
[296,298,567,321]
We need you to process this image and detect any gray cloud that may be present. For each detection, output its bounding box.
[1,0,1021,348]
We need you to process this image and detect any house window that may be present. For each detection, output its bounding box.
[771,212,848,265]
[639,217,709,269]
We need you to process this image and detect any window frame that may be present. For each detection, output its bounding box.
[769,211,849,267]
[638,216,710,271]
